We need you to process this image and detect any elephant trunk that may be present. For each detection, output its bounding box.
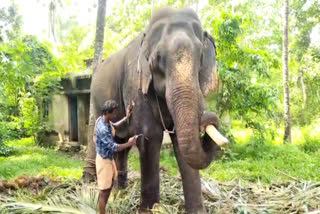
[169,88,214,169]
[166,41,215,169]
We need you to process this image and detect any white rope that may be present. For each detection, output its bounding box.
[156,95,175,134]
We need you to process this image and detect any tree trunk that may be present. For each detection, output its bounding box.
[48,0,58,45]
[283,0,291,143]
[92,0,107,72]
[83,0,107,181]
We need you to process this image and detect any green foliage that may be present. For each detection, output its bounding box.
[288,0,320,125]
[20,95,39,137]
[291,46,320,125]
[104,0,199,56]
[299,135,320,153]
[58,24,94,73]
[202,9,279,140]
[128,131,320,184]
[0,31,64,145]
[129,150,178,176]
[291,0,320,61]
[204,142,320,183]
[0,0,319,191]
[0,2,96,147]
[200,121,320,183]
[0,138,83,180]
[201,0,320,140]
[129,120,320,184]
[158,150,178,176]
[0,142,16,157]
[297,120,320,153]
[0,1,22,41]
[0,113,23,143]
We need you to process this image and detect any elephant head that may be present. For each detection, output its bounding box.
[137,8,224,169]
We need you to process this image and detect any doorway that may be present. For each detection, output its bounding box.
[69,96,78,141]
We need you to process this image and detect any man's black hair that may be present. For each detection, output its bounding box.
[102,100,119,115]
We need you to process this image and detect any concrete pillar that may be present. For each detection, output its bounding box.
[77,95,87,145]
[50,94,69,142]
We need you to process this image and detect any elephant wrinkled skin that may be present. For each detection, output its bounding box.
[84,7,222,214]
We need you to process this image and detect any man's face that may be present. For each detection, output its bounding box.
[109,108,118,120]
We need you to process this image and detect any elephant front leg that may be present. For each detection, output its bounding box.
[170,134,207,214]
[138,135,162,212]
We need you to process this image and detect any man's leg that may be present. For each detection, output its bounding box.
[98,188,112,214]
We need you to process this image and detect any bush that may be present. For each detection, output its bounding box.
[298,120,320,153]
[0,142,16,157]
[1,35,63,147]
[300,140,320,153]
[0,116,25,143]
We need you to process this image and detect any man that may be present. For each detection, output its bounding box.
[94,100,138,214]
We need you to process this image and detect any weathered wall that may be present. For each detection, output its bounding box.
[49,94,69,142]
[77,94,90,145]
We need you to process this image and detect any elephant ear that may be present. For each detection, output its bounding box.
[199,31,219,96]
[138,35,152,95]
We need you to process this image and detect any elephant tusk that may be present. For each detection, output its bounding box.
[205,125,229,147]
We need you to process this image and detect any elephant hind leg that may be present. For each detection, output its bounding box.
[82,102,98,182]
[170,134,207,214]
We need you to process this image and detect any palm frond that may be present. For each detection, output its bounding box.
[2,173,320,214]
[1,202,87,214]
[0,182,98,214]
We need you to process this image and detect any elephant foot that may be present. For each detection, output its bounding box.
[140,196,159,213]
[81,171,96,183]
[139,208,152,214]
[116,171,128,189]
[185,199,207,214]
[185,207,207,214]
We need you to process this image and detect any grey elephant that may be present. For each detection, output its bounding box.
[83,7,228,213]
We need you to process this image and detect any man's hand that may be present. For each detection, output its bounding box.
[113,102,135,128]
[117,135,137,152]
[126,101,134,118]
[128,136,137,146]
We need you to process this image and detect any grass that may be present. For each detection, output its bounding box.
[128,143,320,184]
[1,119,319,185]
[0,138,84,180]
[201,119,320,183]
[128,149,178,177]
[202,142,320,183]
[1,123,320,214]
[128,120,320,184]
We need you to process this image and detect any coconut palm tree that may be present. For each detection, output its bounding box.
[283,0,291,143]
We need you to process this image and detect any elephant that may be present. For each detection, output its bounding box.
[83,7,226,213]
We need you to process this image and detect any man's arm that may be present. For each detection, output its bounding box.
[116,136,137,152]
[112,116,128,128]
[112,104,133,129]
[100,132,137,153]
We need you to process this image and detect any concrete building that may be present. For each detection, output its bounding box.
[47,70,91,149]
[47,68,171,150]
